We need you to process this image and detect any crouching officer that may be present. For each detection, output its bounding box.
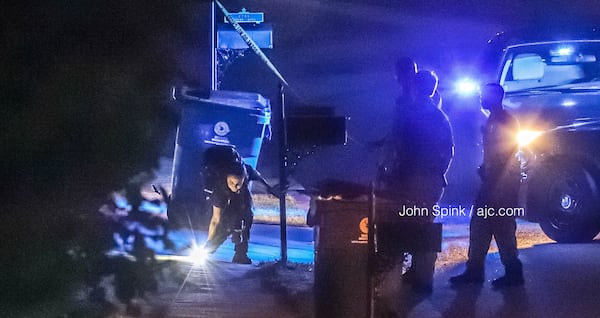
[203,146,274,264]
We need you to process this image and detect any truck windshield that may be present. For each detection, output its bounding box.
[500,41,600,93]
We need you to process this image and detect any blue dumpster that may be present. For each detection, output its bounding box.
[170,88,271,227]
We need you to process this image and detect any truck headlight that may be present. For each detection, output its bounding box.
[517,130,544,147]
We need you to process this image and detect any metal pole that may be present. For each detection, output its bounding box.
[367,182,376,317]
[210,0,216,91]
[278,83,288,264]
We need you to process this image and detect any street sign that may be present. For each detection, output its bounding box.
[217,23,272,49]
[224,8,264,24]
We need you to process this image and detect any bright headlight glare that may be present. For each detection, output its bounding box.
[517,130,544,147]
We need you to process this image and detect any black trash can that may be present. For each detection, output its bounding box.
[169,89,271,227]
[313,197,443,318]
[313,198,371,318]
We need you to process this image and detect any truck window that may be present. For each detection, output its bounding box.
[499,41,600,93]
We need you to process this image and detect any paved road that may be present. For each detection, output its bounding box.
[133,219,600,318]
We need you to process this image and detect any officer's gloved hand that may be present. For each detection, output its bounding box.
[203,240,218,254]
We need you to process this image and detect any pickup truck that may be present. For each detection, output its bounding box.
[488,27,600,242]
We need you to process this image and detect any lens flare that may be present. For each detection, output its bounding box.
[557,47,574,56]
[455,78,479,96]
[189,244,209,265]
[517,130,544,147]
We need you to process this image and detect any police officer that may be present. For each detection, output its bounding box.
[204,161,254,264]
[394,56,418,104]
[394,57,442,110]
[377,58,445,177]
[449,83,524,288]
[378,70,454,294]
[203,146,274,264]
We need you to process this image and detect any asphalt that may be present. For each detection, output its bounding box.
[142,220,600,318]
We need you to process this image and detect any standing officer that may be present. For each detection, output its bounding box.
[449,83,524,288]
[378,70,454,294]
[393,57,441,110]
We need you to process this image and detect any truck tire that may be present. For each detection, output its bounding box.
[527,159,600,243]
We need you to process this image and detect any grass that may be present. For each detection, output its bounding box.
[252,193,310,226]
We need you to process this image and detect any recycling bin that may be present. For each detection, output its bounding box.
[169,88,271,227]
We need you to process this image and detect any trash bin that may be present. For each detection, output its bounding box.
[313,198,371,318]
[169,88,271,227]
[312,197,443,318]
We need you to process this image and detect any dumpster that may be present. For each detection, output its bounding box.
[169,88,271,227]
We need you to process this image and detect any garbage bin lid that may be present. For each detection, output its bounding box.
[209,90,270,110]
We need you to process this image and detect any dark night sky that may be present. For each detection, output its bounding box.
[2,1,599,197]
[207,1,600,195]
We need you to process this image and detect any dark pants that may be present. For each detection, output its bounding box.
[209,210,253,254]
[207,188,254,254]
[376,174,444,289]
[467,215,521,273]
[466,176,522,275]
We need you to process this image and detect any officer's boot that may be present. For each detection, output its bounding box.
[492,259,524,289]
[449,261,485,286]
[231,239,251,264]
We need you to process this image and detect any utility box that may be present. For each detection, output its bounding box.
[169,88,271,227]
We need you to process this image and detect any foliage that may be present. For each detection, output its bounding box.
[0,0,203,311]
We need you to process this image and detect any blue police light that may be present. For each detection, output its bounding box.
[454,78,479,96]
[558,47,573,55]
[551,46,574,56]
[562,99,576,107]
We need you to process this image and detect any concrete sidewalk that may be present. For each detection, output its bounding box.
[151,260,299,318]
[164,224,315,264]
[125,224,314,317]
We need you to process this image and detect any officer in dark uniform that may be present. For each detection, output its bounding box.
[378,70,454,294]
[450,83,524,288]
[394,56,442,110]
[203,146,273,264]
[394,56,418,104]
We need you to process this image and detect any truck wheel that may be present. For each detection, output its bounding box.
[527,160,600,243]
